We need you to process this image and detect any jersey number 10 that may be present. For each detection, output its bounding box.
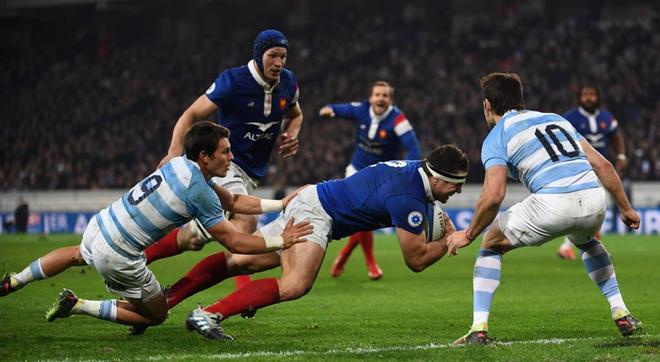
[534,124,579,162]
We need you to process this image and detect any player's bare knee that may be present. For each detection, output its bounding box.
[279,280,313,301]
[177,229,206,251]
[72,246,86,265]
[187,237,206,251]
[150,313,168,326]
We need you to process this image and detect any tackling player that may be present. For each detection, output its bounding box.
[148,29,303,293]
[165,145,468,340]
[557,83,628,260]
[0,122,311,332]
[447,73,641,345]
[319,81,422,280]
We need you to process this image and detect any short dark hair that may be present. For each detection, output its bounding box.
[577,83,601,101]
[423,144,469,179]
[480,72,525,116]
[371,80,394,98]
[184,121,230,161]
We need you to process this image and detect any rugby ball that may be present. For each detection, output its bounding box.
[424,201,446,242]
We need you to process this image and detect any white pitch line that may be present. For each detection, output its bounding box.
[144,334,659,361]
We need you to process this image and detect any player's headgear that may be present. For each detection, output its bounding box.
[424,145,469,184]
[253,29,289,72]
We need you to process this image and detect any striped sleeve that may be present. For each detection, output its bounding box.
[393,113,413,136]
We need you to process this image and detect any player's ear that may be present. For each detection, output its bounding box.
[483,99,491,112]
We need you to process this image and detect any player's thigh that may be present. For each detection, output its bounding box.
[279,241,326,300]
[230,212,258,234]
[87,236,163,303]
[481,222,516,254]
[498,194,572,247]
[566,189,607,245]
[225,246,282,274]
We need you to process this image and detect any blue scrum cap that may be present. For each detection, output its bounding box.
[253,29,289,72]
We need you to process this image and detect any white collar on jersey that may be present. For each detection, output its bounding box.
[247,60,279,92]
[417,167,435,201]
[578,106,600,118]
[369,105,394,122]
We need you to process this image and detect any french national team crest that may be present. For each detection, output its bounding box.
[407,211,423,228]
[279,97,288,110]
[379,129,388,139]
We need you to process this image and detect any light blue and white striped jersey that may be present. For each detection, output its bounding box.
[481,110,600,194]
[95,156,224,258]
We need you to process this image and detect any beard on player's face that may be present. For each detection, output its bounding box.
[579,99,599,113]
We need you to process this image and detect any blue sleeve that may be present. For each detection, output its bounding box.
[384,195,427,235]
[400,131,422,160]
[481,127,508,169]
[327,102,358,119]
[204,71,232,106]
[187,179,225,229]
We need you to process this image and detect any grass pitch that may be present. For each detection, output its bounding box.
[0,233,659,361]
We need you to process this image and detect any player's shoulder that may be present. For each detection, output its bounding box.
[377,161,425,191]
[599,109,615,120]
[390,105,407,119]
[279,68,297,87]
[220,64,250,82]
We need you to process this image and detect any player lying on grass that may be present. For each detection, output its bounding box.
[447,73,642,345]
[162,144,467,340]
[0,122,312,332]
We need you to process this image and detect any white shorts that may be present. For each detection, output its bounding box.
[345,164,358,178]
[498,187,606,247]
[259,185,333,250]
[211,162,259,195]
[80,218,161,302]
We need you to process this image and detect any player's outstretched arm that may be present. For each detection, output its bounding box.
[447,166,507,256]
[318,106,336,118]
[581,139,640,229]
[211,184,308,215]
[395,216,454,272]
[207,218,312,254]
[158,95,218,168]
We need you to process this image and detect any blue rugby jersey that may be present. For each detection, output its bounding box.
[481,110,600,194]
[563,107,618,158]
[205,60,299,179]
[316,160,433,239]
[326,101,421,170]
[95,156,224,257]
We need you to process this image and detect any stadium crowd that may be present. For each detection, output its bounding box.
[1,1,659,190]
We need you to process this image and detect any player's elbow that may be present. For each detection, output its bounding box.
[592,157,615,175]
[405,258,427,273]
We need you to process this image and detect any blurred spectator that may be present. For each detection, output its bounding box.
[14,197,29,233]
[1,1,658,189]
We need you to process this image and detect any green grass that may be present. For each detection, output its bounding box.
[1,233,659,361]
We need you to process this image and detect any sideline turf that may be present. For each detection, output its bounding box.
[1,233,658,361]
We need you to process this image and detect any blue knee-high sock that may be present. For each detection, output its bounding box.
[472,249,502,330]
[576,239,628,314]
